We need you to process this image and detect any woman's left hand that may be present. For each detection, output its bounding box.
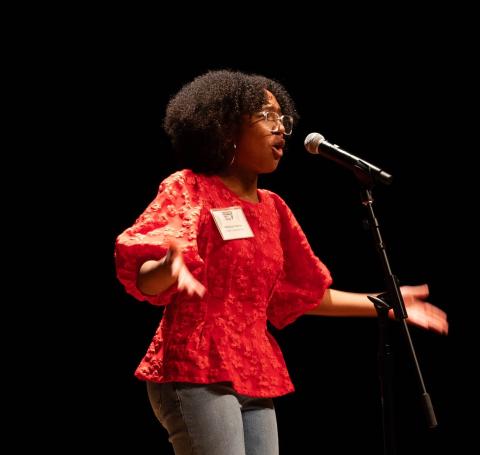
[400,284,448,335]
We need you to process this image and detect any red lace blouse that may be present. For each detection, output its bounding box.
[115,169,332,397]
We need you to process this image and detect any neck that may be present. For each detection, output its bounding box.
[218,169,259,202]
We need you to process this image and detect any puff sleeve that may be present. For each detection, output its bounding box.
[114,170,204,306]
[267,193,332,329]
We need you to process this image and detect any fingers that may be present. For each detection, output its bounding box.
[425,302,447,319]
[177,264,206,298]
[192,281,206,298]
[415,283,429,299]
[168,248,206,298]
[425,303,449,335]
[402,284,429,300]
[170,255,182,279]
[166,240,184,264]
[407,301,449,335]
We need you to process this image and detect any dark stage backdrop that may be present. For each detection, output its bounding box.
[70,40,471,454]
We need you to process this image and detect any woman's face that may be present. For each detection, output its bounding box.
[233,90,287,175]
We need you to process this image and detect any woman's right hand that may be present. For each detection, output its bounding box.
[137,242,206,298]
[168,242,206,298]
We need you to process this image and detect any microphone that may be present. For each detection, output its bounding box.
[304,132,393,185]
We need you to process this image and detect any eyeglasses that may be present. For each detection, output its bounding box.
[257,111,294,135]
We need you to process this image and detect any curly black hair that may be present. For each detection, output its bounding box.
[164,70,298,174]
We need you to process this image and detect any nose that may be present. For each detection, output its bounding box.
[276,120,286,135]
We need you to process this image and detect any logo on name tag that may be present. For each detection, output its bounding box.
[210,206,254,240]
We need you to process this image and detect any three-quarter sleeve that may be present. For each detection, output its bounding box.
[267,193,332,329]
[114,171,204,305]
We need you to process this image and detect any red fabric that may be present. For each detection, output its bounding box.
[115,169,332,397]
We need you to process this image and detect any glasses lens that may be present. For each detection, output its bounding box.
[263,112,293,135]
[265,112,279,130]
[282,116,293,135]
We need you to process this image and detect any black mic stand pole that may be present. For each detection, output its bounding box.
[353,168,437,455]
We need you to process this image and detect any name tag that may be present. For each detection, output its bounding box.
[210,206,254,240]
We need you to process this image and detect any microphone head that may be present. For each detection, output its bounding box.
[304,132,325,154]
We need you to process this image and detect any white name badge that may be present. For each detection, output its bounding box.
[210,206,254,240]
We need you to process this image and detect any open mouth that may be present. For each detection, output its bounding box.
[272,145,283,159]
[272,138,285,159]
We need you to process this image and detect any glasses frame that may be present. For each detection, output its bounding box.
[257,111,293,135]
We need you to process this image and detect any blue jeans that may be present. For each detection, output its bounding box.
[146,381,279,455]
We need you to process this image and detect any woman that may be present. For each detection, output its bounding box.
[115,70,448,455]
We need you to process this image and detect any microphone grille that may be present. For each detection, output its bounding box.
[304,132,325,154]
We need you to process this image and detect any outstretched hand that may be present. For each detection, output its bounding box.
[400,284,448,335]
[168,242,206,298]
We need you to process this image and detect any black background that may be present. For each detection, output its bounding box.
[41,15,474,454]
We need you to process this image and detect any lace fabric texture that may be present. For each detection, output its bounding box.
[115,169,332,397]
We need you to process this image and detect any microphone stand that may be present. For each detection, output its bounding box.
[353,168,437,455]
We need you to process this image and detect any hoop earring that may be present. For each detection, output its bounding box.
[229,144,237,166]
